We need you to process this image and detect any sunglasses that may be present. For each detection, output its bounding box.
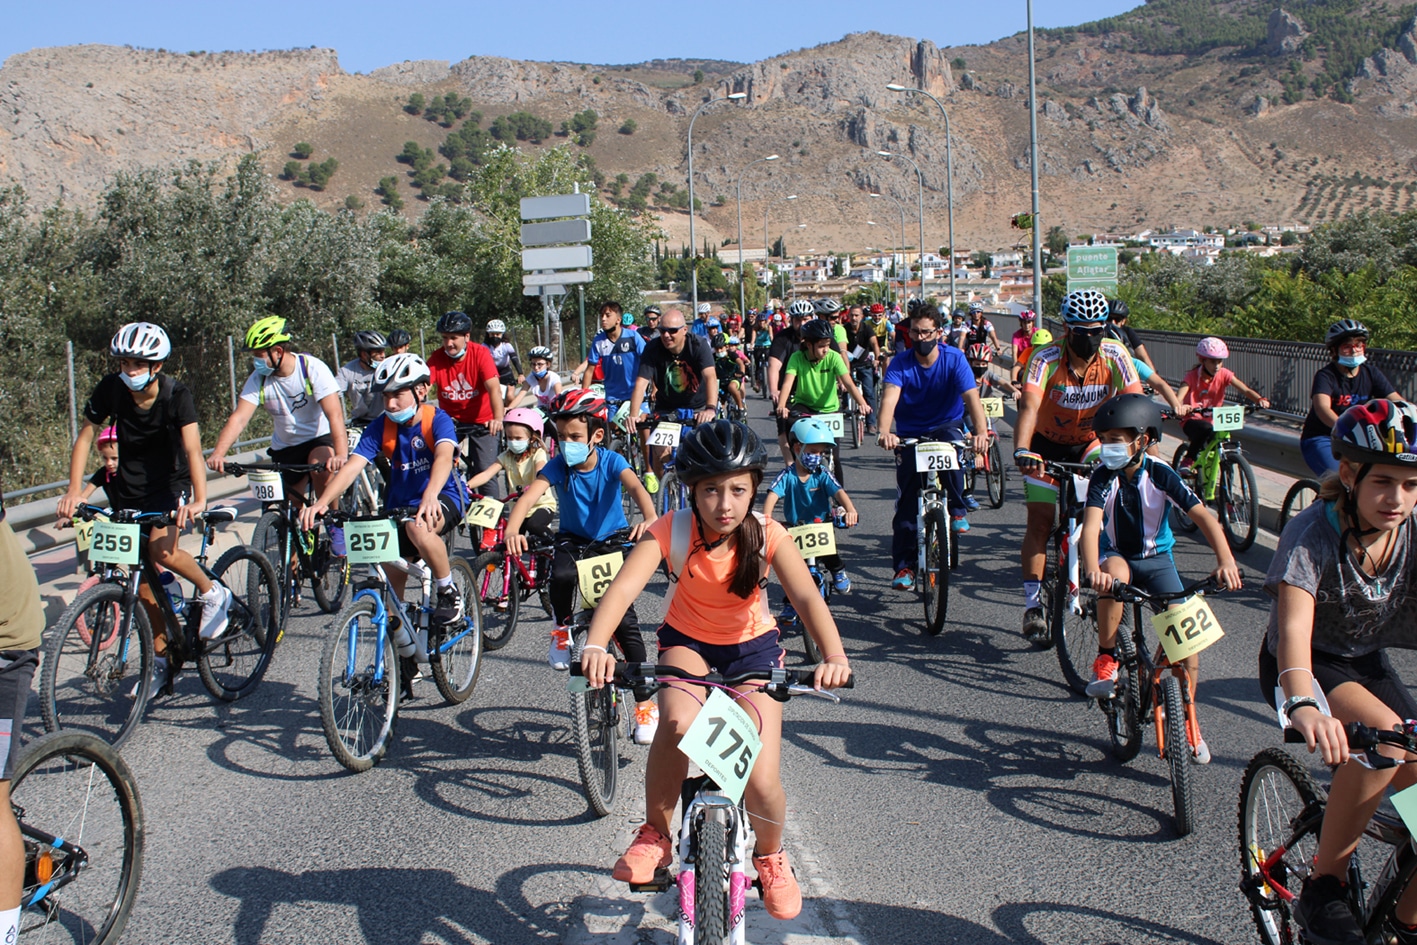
[1070,325,1105,337]
[660,326,685,335]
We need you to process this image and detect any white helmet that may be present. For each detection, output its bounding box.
[486,319,507,334]
[110,322,171,361]
[788,299,815,317]
[696,302,712,315]
[373,353,431,393]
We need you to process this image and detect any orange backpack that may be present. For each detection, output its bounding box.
[380,405,437,460]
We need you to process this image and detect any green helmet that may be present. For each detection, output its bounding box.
[245,316,292,351]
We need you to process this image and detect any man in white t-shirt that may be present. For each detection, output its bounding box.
[207,316,348,498]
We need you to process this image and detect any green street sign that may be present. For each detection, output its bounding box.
[1067,246,1118,295]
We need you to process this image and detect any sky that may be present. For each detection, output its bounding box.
[3,1,1143,74]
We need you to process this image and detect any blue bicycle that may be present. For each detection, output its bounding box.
[317,507,484,772]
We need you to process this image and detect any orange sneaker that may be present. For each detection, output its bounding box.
[612,824,672,884]
[752,848,802,920]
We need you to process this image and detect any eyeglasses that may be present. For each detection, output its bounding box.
[909,328,939,339]
[660,326,685,335]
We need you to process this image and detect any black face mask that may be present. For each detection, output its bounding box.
[914,338,936,357]
[971,365,988,379]
[1070,331,1102,360]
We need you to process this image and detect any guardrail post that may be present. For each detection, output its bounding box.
[227,335,238,410]
[419,329,426,359]
[331,333,340,369]
[65,341,78,442]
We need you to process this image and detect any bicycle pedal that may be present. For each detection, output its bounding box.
[627,868,674,893]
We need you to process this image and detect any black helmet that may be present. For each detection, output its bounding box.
[675,420,768,484]
[1092,393,1162,443]
[352,329,387,352]
[387,328,412,348]
[1325,319,1370,349]
[1108,299,1130,320]
[436,310,473,334]
[801,319,833,342]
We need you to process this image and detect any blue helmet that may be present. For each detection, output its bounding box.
[790,417,834,446]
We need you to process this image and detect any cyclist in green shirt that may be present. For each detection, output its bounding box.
[775,319,872,462]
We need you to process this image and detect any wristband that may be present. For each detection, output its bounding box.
[1013,448,1042,466]
[579,644,608,654]
[1278,695,1323,729]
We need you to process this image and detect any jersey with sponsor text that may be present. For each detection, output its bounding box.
[1024,339,1142,446]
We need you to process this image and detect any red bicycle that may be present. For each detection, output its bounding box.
[468,490,556,651]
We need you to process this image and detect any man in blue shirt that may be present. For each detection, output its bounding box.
[573,301,646,405]
[876,307,989,590]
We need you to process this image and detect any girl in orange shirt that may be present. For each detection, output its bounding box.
[581,420,851,921]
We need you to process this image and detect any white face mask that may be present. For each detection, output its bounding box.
[1099,437,1141,470]
[506,439,530,455]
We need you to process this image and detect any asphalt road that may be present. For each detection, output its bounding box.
[28,391,1376,945]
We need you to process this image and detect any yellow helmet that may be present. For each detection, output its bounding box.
[245,316,292,351]
[1030,329,1054,346]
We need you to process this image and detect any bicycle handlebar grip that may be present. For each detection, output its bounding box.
[1284,728,1305,744]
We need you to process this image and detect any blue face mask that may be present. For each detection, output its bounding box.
[562,441,592,466]
[1338,354,1366,368]
[1099,442,1136,471]
[386,405,417,424]
[121,371,152,391]
[252,357,275,377]
[532,369,548,380]
[799,451,825,472]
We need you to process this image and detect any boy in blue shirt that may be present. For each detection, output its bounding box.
[1080,394,1241,764]
[303,354,468,628]
[505,388,658,736]
[764,417,859,593]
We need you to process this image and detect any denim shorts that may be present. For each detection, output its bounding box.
[657,624,785,677]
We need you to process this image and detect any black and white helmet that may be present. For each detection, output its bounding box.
[788,299,815,317]
[372,353,430,393]
[1060,289,1111,324]
[527,346,553,361]
[110,322,171,361]
[1325,319,1370,348]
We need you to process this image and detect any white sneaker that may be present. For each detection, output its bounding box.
[130,655,167,702]
[198,584,233,640]
[547,627,571,671]
[634,702,659,745]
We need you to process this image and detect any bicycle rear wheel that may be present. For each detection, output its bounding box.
[198,547,280,702]
[801,568,826,663]
[1105,610,1143,762]
[570,637,621,816]
[657,470,684,517]
[611,436,642,526]
[1034,529,1060,651]
[40,585,154,749]
[1169,445,1200,534]
[921,507,949,635]
[692,811,732,945]
[13,730,144,945]
[472,550,519,651]
[1055,585,1098,696]
[1238,747,1325,945]
[1220,453,1259,552]
[1279,478,1321,534]
[318,598,398,772]
[986,438,1006,508]
[1161,675,1196,836]
[429,555,484,704]
[251,510,294,628]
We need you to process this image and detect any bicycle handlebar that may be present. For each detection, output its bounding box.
[1088,573,1238,603]
[74,503,235,529]
[327,506,422,525]
[1284,721,1417,769]
[570,662,854,702]
[226,461,326,475]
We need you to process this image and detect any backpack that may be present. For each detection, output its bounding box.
[257,353,314,406]
[661,509,771,615]
[380,404,437,460]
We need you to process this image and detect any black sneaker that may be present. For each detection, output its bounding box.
[1295,873,1364,945]
[432,584,463,626]
[1022,606,1049,644]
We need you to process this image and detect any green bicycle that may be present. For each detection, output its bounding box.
[1170,404,1260,553]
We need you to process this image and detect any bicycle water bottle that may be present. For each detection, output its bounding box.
[392,605,417,658]
[159,570,185,615]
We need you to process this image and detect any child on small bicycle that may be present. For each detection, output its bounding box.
[713,334,746,416]
[1174,336,1269,472]
[466,407,556,541]
[579,420,851,921]
[56,323,232,699]
[1080,394,1242,765]
[763,417,859,594]
[1264,400,1417,945]
[503,389,658,738]
[301,353,467,630]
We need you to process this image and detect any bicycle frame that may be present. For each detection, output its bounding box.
[1048,463,1093,621]
[346,557,479,677]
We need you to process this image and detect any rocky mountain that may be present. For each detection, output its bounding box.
[6,4,1417,251]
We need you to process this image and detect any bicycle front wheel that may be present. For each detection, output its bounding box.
[1238,747,1325,945]
[1034,529,1059,651]
[1055,586,1099,697]
[430,555,484,704]
[985,438,1006,508]
[251,510,293,628]
[693,811,731,945]
[472,550,519,651]
[831,443,846,490]
[198,547,280,702]
[1279,478,1321,534]
[40,584,154,749]
[1220,454,1259,552]
[318,598,398,773]
[1161,675,1196,836]
[657,470,684,517]
[1105,610,1143,762]
[310,525,350,614]
[13,730,144,945]
[569,673,621,817]
[921,507,949,635]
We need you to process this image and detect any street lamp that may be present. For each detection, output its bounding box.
[687,91,747,316]
[876,150,927,297]
[871,193,907,304]
[885,83,956,308]
[1026,0,1043,314]
[764,194,797,300]
[734,154,779,318]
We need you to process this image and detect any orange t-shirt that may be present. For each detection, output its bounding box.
[648,512,788,645]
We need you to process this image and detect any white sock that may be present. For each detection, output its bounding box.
[0,905,19,942]
[1023,581,1041,609]
[434,574,453,589]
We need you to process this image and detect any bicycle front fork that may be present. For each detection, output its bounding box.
[676,794,750,945]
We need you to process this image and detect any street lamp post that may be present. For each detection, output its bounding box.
[885,84,956,308]
[866,219,901,305]
[733,154,779,318]
[764,194,797,304]
[876,150,927,297]
[686,92,747,317]
[1026,0,1044,314]
[871,193,908,304]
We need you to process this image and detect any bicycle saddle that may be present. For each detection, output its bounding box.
[202,507,238,524]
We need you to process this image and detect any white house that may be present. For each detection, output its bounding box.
[991,251,1024,268]
[850,266,886,283]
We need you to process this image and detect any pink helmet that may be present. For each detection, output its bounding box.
[1196,337,1229,359]
[97,425,119,446]
[503,407,545,437]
